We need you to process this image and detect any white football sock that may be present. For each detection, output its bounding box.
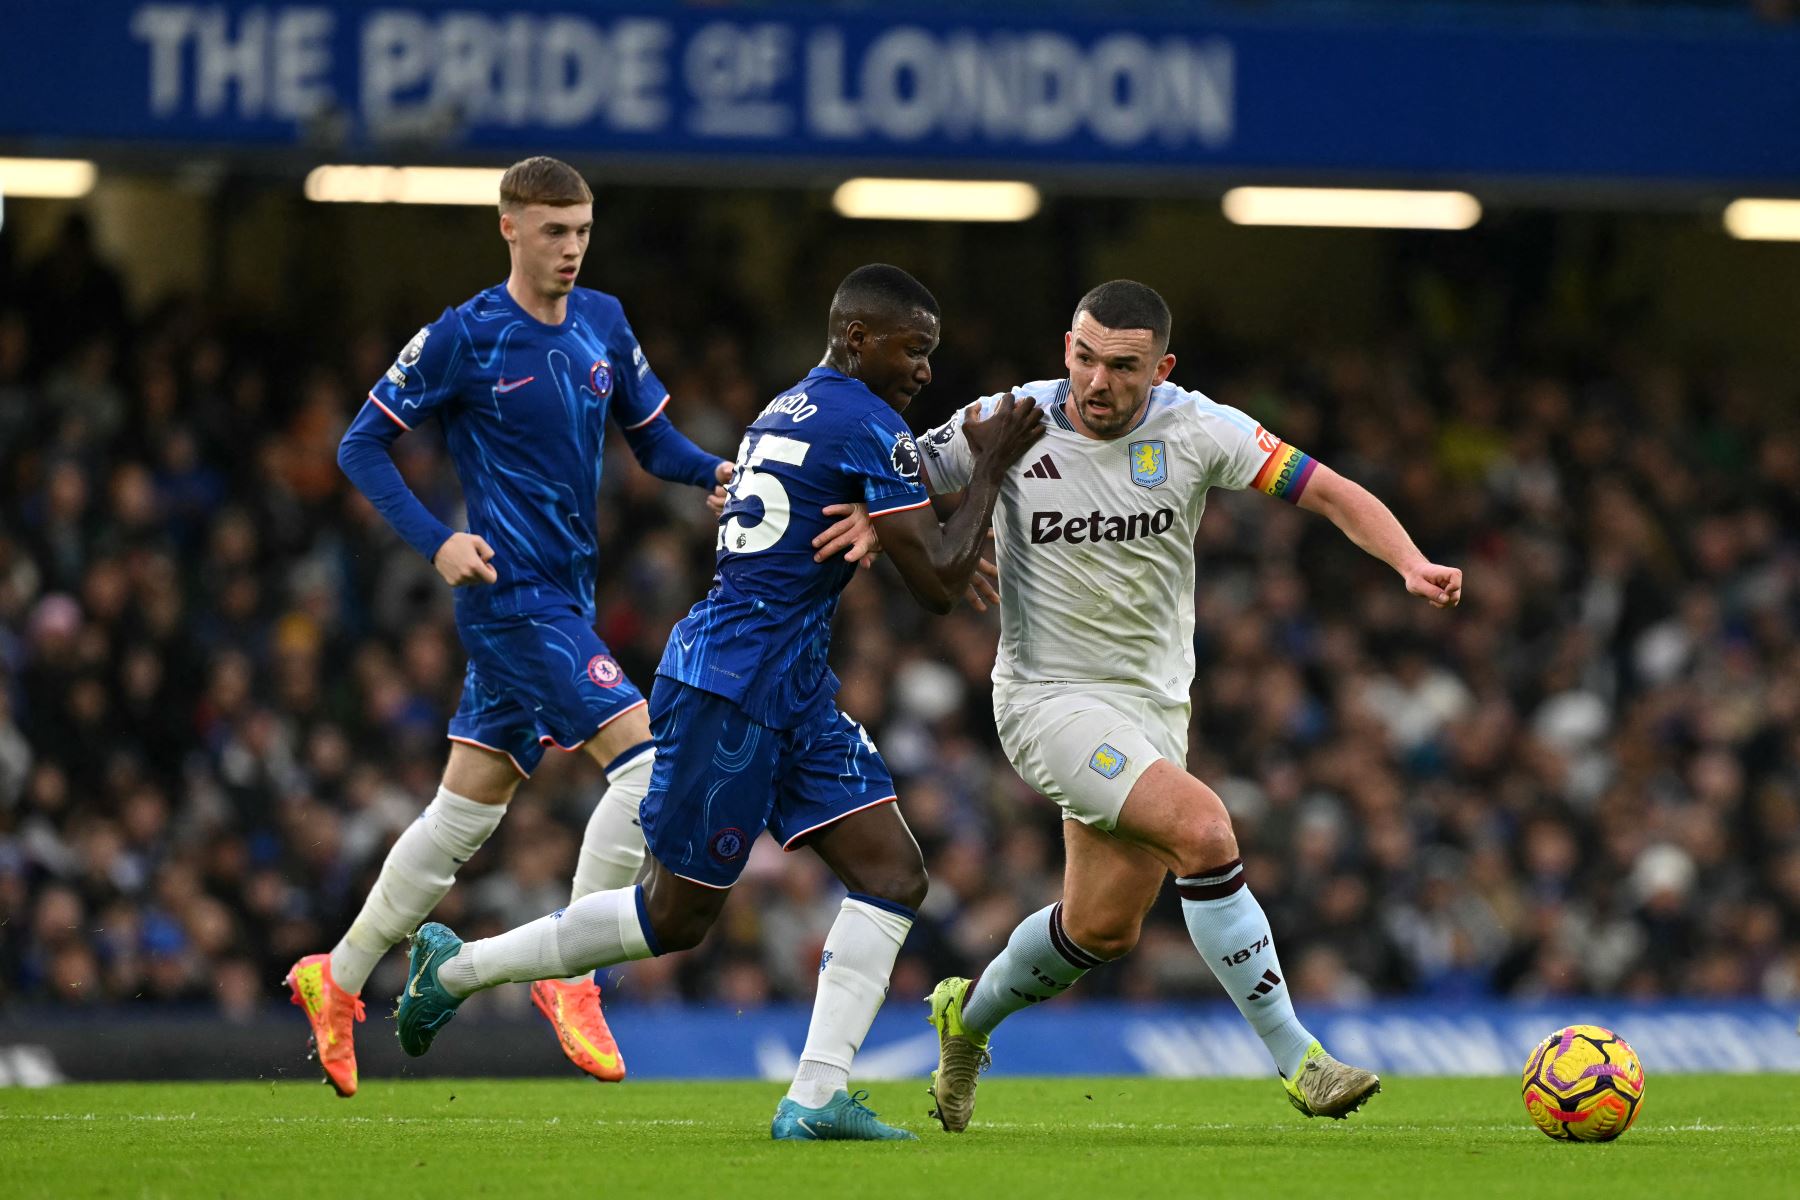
[786,895,914,1108]
[960,902,1102,1038]
[572,748,651,899]
[328,786,506,995]
[438,884,656,998]
[787,1060,849,1110]
[561,747,652,984]
[1176,859,1315,1079]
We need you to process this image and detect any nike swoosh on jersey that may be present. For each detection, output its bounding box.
[495,376,535,394]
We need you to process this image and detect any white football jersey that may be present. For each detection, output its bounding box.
[921,378,1310,707]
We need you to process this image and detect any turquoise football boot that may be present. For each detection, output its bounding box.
[394,922,467,1057]
[770,1089,918,1141]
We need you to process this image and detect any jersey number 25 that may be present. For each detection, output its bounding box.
[720,433,810,555]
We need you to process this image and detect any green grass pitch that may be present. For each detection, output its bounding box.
[4,1076,1795,1198]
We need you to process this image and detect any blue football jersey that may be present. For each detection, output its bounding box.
[658,366,930,729]
[357,283,671,624]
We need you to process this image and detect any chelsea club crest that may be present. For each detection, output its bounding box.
[709,827,749,864]
[588,358,614,398]
[1128,440,1167,489]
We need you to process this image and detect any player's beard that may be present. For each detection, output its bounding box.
[1075,386,1150,438]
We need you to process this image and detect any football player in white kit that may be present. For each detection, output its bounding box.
[909,281,1462,1130]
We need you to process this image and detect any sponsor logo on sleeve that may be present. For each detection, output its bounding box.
[387,325,430,385]
[921,423,957,459]
[890,432,921,480]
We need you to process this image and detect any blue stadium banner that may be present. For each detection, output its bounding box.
[613,999,1800,1080]
[1,2,1798,185]
[3,1000,1796,1084]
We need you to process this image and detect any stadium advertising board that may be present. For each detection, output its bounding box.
[1,2,1798,187]
[4,1000,1796,1083]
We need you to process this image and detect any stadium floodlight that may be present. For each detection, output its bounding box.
[303,165,505,206]
[1722,198,1800,242]
[1222,187,1481,230]
[832,178,1040,222]
[0,157,98,199]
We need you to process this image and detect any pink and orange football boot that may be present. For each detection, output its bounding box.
[285,953,366,1097]
[531,977,626,1082]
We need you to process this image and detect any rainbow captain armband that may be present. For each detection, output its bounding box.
[1251,441,1317,503]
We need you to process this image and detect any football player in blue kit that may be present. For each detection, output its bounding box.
[288,157,754,1094]
[397,264,1047,1141]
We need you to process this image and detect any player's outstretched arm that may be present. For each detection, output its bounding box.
[1296,463,1463,608]
[875,393,1044,614]
[620,410,730,491]
[812,503,1000,607]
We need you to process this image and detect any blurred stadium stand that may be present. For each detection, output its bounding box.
[0,0,1795,1079]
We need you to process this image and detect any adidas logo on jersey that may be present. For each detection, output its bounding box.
[1031,508,1175,545]
[1022,455,1061,480]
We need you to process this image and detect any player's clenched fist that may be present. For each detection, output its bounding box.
[705,460,736,517]
[1405,562,1463,608]
[433,532,499,586]
[964,393,1046,479]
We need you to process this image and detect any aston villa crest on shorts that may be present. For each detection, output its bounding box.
[1089,743,1128,779]
[1129,439,1167,489]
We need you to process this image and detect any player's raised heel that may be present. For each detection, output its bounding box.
[1283,1041,1381,1119]
[925,976,991,1133]
[285,953,365,1097]
[394,922,467,1058]
[771,1090,918,1141]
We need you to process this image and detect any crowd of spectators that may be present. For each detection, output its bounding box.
[1,205,1796,1026]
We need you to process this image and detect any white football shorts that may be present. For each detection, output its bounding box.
[992,683,1190,830]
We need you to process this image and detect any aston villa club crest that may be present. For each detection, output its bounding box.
[1089,743,1128,779]
[1129,439,1167,489]
[589,358,614,398]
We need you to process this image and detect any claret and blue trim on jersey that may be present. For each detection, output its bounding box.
[337,282,719,625]
[656,366,930,730]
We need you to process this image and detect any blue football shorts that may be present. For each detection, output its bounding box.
[639,676,899,888]
[447,608,646,777]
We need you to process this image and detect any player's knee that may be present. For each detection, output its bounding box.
[1060,910,1139,961]
[1175,816,1239,879]
[848,861,928,913]
[889,863,929,912]
[647,908,712,954]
